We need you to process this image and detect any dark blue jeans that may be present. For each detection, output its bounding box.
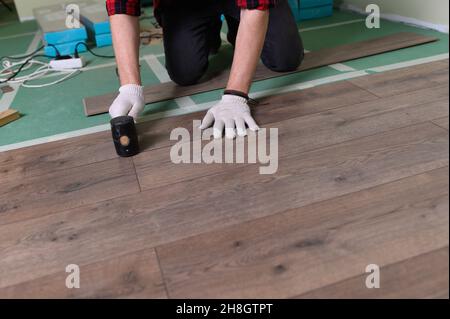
[160,0,304,86]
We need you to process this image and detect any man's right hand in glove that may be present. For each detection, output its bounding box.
[109,14,143,120]
[109,84,145,120]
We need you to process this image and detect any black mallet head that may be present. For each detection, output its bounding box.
[110,116,140,157]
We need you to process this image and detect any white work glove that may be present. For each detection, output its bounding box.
[109,84,145,120]
[199,94,259,139]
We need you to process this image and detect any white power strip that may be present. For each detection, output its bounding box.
[49,57,84,70]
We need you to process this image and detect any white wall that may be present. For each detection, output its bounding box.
[336,0,449,33]
[14,0,68,21]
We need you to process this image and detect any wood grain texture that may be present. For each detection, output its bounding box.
[0,131,116,183]
[0,157,140,226]
[134,80,378,152]
[83,32,437,116]
[349,61,449,97]
[1,62,448,298]
[432,117,449,130]
[0,249,167,299]
[134,84,448,190]
[0,123,447,288]
[296,247,449,299]
[156,167,449,298]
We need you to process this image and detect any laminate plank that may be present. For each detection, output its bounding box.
[0,249,167,299]
[0,81,377,182]
[134,84,449,190]
[0,123,447,288]
[438,59,449,67]
[156,168,449,298]
[349,61,449,97]
[0,131,115,183]
[432,117,449,130]
[135,80,378,151]
[296,247,449,299]
[83,32,437,116]
[0,157,140,226]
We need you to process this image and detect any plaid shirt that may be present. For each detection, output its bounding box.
[106,0,278,17]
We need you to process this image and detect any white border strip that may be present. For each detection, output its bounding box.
[368,53,449,72]
[299,18,365,32]
[0,31,35,41]
[144,55,197,108]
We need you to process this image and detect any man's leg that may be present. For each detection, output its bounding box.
[261,0,304,72]
[223,0,304,72]
[160,8,221,86]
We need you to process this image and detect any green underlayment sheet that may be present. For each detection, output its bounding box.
[0,8,448,148]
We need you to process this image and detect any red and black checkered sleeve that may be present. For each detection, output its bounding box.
[106,0,141,16]
[236,0,278,10]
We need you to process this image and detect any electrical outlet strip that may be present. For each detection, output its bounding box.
[49,57,84,70]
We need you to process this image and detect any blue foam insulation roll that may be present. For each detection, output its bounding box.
[33,4,88,46]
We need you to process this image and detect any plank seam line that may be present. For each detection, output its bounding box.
[293,245,450,298]
[149,166,450,253]
[130,158,143,192]
[429,119,450,131]
[154,248,172,299]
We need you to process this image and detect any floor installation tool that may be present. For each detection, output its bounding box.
[110,116,140,157]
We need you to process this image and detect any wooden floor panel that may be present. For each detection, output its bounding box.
[0,157,140,226]
[296,247,449,299]
[349,61,449,97]
[134,84,448,190]
[0,122,447,289]
[0,62,448,298]
[0,81,377,182]
[0,131,115,183]
[155,168,449,298]
[0,249,167,299]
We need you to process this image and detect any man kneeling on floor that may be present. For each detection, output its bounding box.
[106,0,304,138]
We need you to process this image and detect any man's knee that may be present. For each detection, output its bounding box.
[166,59,208,86]
[262,47,304,72]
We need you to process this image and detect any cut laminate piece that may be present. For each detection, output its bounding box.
[0,249,167,299]
[0,157,140,226]
[83,32,438,116]
[134,84,449,191]
[432,117,449,130]
[0,109,20,127]
[0,123,447,288]
[296,247,449,299]
[349,60,449,97]
[156,167,449,298]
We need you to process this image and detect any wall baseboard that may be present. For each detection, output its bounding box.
[339,3,449,34]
